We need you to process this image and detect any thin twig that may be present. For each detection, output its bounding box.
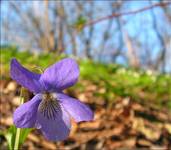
[62,2,171,54]
[83,2,171,28]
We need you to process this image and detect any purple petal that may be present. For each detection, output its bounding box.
[13,94,41,128]
[36,104,71,141]
[10,58,43,93]
[58,93,94,122]
[40,58,79,91]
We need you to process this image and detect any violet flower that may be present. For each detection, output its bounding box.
[10,58,93,141]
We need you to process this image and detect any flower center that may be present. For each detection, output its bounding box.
[38,92,61,119]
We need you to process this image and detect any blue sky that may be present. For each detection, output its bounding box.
[1,1,171,72]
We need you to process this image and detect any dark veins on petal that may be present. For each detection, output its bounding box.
[38,93,61,119]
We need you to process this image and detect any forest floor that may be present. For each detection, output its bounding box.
[0,79,171,150]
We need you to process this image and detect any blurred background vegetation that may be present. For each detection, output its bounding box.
[1,0,171,109]
[1,45,171,110]
[0,0,171,149]
[1,1,171,72]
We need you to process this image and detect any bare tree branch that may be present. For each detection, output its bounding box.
[83,2,171,28]
[149,1,167,72]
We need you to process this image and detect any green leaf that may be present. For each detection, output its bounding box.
[19,128,32,145]
[4,125,32,150]
[5,125,16,150]
[74,15,87,32]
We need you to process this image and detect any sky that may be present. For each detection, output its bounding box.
[1,1,171,72]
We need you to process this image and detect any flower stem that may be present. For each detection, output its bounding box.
[14,88,24,150]
[14,126,21,150]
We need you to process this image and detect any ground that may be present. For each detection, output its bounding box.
[0,79,171,150]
